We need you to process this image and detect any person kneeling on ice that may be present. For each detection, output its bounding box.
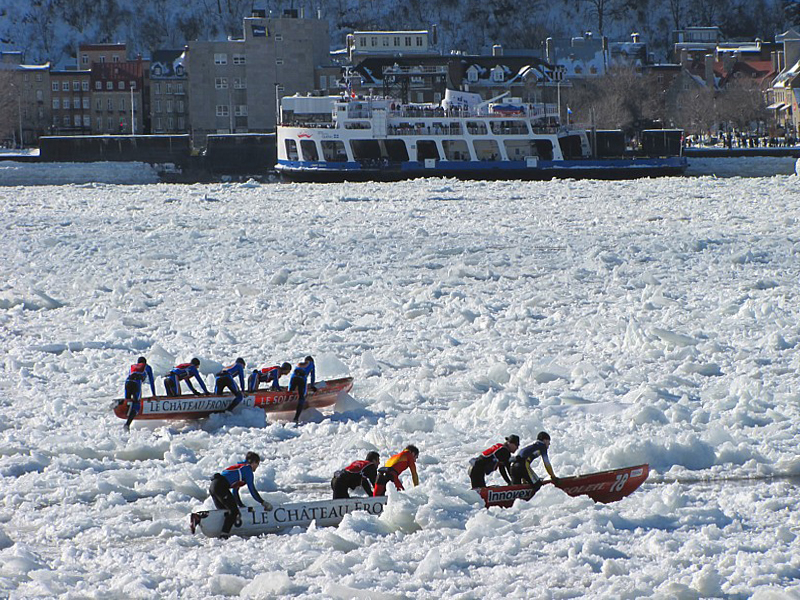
[468,435,520,489]
[331,451,380,499]
[164,358,209,397]
[247,362,292,392]
[290,356,316,424]
[209,451,272,537]
[123,356,156,431]
[215,358,246,410]
[510,431,559,490]
[373,445,419,496]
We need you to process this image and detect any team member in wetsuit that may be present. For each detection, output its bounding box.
[215,358,246,410]
[373,445,419,496]
[468,435,520,489]
[209,451,271,537]
[510,431,559,490]
[290,356,316,423]
[123,356,156,431]
[248,362,292,392]
[164,358,209,396]
[331,451,380,499]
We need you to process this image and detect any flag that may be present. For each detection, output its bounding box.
[566,106,573,115]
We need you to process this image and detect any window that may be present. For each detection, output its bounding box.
[275,34,283,41]
[74,115,81,126]
[383,37,389,46]
[300,140,319,160]
[359,37,366,47]
[107,99,113,110]
[82,81,89,91]
[81,54,89,65]
[155,100,161,113]
[276,59,284,65]
[52,98,60,109]
[62,82,69,91]
[112,55,120,63]
[175,65,184,76]
[214,53,227,65]
[63,116,70,126]
[99,56,106,63]
[167,116,174,129]
[371,37,377,47]
[467,69,478,83]
[166,100,173,113]
[235,105,248,116]
[118,81,125,90]
[63,98,70,110]
[285,139,298,160]
[52,82,59,92]
[216,105,229,116]
[83,98,89,109]
[108,117,114,130]
[405,37,412,46]
[166,83,172,94]
[95,99,102,110]
[155,117,162,130]
[106,81,113,90]
[234,77,246,89]
[417,36,423,46]
[322,140,348,162]
[176,83,184,94]
[154,83,161,95]
[130,81,136,89]
[52,115,59,126]
[73,96,80,107]
[178,116,185,129]
[177,100,184,112]
[83,115,90,127]
[233,54,246,65]
[215,77,228,89]
[36,90,43,102]
[491,67,504,82]
[36,73,42,82]
[95,81,102,90]
[73,81,80,91]
[394,37,400,46]
[320,75,327,89]
[119,98,125,111]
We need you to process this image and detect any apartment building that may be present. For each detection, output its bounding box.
[0,51,51,146]
[150,49,189,134]
[49,69,91,134]
[90,58,146,134]
[187,9,329,145]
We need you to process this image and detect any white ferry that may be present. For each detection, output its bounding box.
[275,90,687,182]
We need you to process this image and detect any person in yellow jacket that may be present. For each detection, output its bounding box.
[373,445,419,496]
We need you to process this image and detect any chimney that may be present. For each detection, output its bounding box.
[631,32,640,44]
[722,52,733,73]
[546,37,554,64]
[784,37,800,70]
[680,48,689,69]
[431,24,438,47]
[493,44,503,57]
[704,53,715,87]
[772,51,780,73]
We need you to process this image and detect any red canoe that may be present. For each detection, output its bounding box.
[113,377,354,420]
[479,463,649,508]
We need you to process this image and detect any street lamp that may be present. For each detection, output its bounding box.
[9,81,23,150]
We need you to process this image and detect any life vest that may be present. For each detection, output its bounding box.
[344,460,372,475]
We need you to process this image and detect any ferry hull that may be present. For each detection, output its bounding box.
[276,158,688,182]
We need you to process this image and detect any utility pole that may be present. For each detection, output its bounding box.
[10,81,23,149]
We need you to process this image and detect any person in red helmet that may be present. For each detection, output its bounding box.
[373,445,419,496]
[468,435,520,488]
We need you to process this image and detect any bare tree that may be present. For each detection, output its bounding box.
[716,76,768,133]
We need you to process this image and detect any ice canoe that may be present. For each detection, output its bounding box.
[190,496,387,537]
[479,463,649,508]
[113,377,354,420]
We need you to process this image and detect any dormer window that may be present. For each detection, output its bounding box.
[175,65,184,76]
[152,65,162,76]
[467,67,479,83]
[491,66,504,82]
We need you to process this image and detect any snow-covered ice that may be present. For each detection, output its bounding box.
[1,165,800,598]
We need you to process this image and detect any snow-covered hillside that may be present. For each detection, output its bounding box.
[0,0,790,67]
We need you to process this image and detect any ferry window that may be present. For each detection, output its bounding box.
[285,139,299,161]
[504,140,538,160]
[300,140,319,161]
[322,140,348,162]
[443,140,470,161]
[351,139,381,160]
[371,37,377,47]
[558,135,584,159]
[345,121,371,129]
[394,37,400,46]
[474,139,500,160]
[490,120,528,135]
[466,121,487,135]
[384,139,409,161]
[383,37,389,46]
[416,36,423,46]
[416,140,439,161]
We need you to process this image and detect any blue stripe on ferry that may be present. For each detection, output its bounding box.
[276,158,687,172]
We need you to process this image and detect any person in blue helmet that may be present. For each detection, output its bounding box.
[209,451,272,537]
[215,358,247,410]
[164,358,210,397]
[247,362,292,392]
[290,356,316,424]
[123,356,157,431]
[510,431,559,491]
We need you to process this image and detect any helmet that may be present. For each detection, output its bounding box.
[236,357,246,366]
[304,355,314,363]
[537,431,551,442]
[137,356,147,364]
[366,451,380,463]
[506,434,521,446]
[190,357,200,367]
[245,451,261,464]
[281,362,292,371]
[405,444,419,457]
